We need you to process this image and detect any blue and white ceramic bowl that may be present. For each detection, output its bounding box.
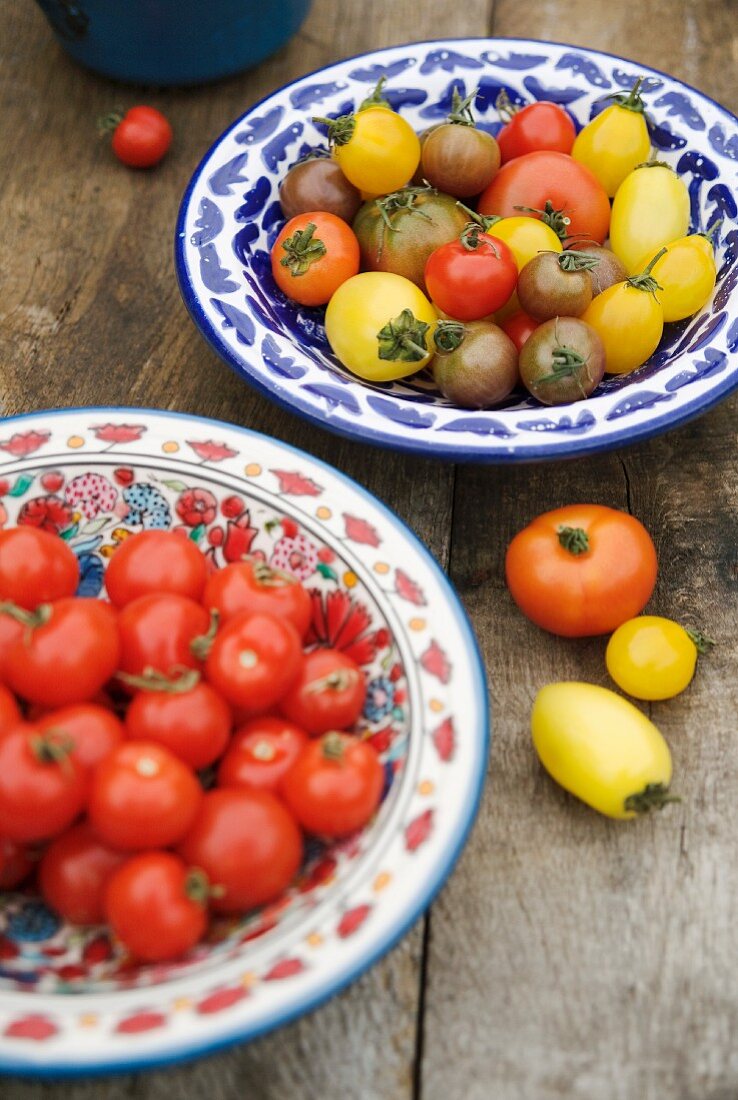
[176,38,738,462]
[0,408,487,1077]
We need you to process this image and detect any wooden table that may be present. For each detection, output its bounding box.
[2,1,737,1096]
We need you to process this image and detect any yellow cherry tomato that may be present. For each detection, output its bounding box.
[325,271,436,381]
[531,682,675,820]
[571,79,651,197]
[581,261,664,374]
[319,107,420,196]
[610,163,690,274]
[486,216,563,272]
[634,235,717,322]
[606,616,699,700]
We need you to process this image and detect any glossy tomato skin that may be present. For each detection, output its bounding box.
[609,163,690,274]
[331,106,420,195]
[117,593,210,680]
[606,616,699,701]
[36,704,124,771]
[486,216,562,273]
[518,317,605,405]
[88,741,203,851]
[0,684,21,737]
[281,733,384,838]
[424,231,517,321]
[516,252,592,321]
[111,106,172,168]
[571,101,650,197]
[0,725,87,843]
[124,680,232,770]
[104,852,207,962]
[279,157,361,223]
[505,504,658,637]
[205,612,302,713]
[4,599,120,708]
[0,527,79,610]
[478,151,611,245]
[532,682,673,819]
[497,102,576,162]
[581,279,664,375]
[500,310,540,352]
[203,559,311,638]
[280,648,365,736]
[104,531,207,608]
[271,212,360,307]
[634,235,717,322]
[421,124,500,197]
[178,788,303,913]
[432,321,519,409]
[217,717,308,793]
[39,822,125,924]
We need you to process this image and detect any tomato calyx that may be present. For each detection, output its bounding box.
[374,184,435,232]
[96,108,124,135]
[556,526,590,555]
[456,202,501,232]
[556,249,601,273]
[29,731,75,772]
[0,600,52,631]
[376,309,431,363]
[305,667,361,696]
[623,782,680,815]
[495,89,521,124]
[248,558,298,589]
[514,200,571,241]
[190,609,220,661]
[434,320,466,353]
[625,248,667,297]
[358,76,390,112]
[686,628,716,655]
[607,76,646,115]
[535,326,593,396]
[312,113,356,148]
[446,87,478,127]
[321,731,347,763]
[117,665,201,694]
[279,222,327,277]
[184,867,223,905]
[459,223,500,254]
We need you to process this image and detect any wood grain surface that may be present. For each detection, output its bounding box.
[1,0,736,1097]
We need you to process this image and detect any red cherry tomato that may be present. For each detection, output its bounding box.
[0,838,36,889]
[281,732,384,838]
[104,852,208,962]
[0,725,86,843]
[178,788,302,913]
[203,559,311,638]
[204,612,302,713]
[117,594,210,681]
[500,310,541,352]
[478,151,611,245]
[104,531,207,608]
[88,741,203,851]
[39,822,125,925]
[124,675,232,770]
[0,683,21,737]
[271,212,360,307]
[4,599,120,708]
[280,648,366,736]
[424,226,518,322]
[217,716,308,793]
[110,106,172,169]
[497,102,576,163]
[36,704,124,771]
[0,527,79,610]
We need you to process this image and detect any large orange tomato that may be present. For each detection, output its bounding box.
[505,504,657,637]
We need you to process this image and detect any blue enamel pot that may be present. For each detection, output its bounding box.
[34,0,312,85]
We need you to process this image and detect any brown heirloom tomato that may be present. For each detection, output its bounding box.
[432,321,519,409]
[420,89,500,198]
[517,251,596,321]
[505,504,658,637]
[279,155,362,224]
[518,317,605,405]
[577,245,628,297]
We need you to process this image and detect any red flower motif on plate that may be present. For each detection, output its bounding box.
[0,430,51,457]
[306,589,377,666]
[17,494,74,534]
[91,424,146,444]
[176,487,217,526]
[187,440,238,462]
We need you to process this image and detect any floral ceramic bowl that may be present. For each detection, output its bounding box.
[0,408,487,1077]
[176,37,738,462]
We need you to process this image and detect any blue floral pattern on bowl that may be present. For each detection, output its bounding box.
[175,38,738,461]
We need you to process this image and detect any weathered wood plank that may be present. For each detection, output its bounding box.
[421,3,738,1098]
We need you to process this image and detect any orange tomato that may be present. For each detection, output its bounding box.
[270,211,359,307]
[505,504,657,637]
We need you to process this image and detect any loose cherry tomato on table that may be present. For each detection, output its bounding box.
[282,732,384,838]
[505,504,658,637]
[424,224,518,322]
[605,616,704,701]
[571,78,651,197]
[117,593,210,681]
[39,822,125,925]
[314,105,420,195]
[36,703,124,771]
[216,716,308,793]
[107,106,172,168]
[203,558,311,638]
[178,788,303,913]
[124,670,232,770]
[420,89,500,198]
[279,648,366,736]
[104,530,207,608]
[271,212,360,307]
[104,852,208,962]
[495,95,576,162]
[0,526,79,610]
[0,725,87,843]
[3,598,120,707]
[88,741,203,851]
[204,612,302,713]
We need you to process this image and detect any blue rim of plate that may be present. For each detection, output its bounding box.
[0,406,490,1079]
[174,36,738,463]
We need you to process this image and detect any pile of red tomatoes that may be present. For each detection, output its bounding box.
[271,77,717,408]
[0,526,384,963]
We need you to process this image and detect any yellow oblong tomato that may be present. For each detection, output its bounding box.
[531,682,675,820]
[606,616,699,700]
[571,80,651,197]
[610,163,690,274]
[633,235,717,322]
[318,107,420,196]
[580,263,664,375]
[325,271,436,382]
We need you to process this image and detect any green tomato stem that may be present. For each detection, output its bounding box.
[279,221,327,277]
[312,113,356,147]
[447,86,478,126]
[623,782,680,815]
[433,320,466,353]
[514,200,571,241]
[556,526,590,555]
[607,75,646,114]
[116,665,201,694]
[626,247,667,296]
[358,75,390,111]
[455,201,501,231]
[686,628,716,655]
[557,249,601,272]
[495,88,521,123]
[376,308,431,363]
